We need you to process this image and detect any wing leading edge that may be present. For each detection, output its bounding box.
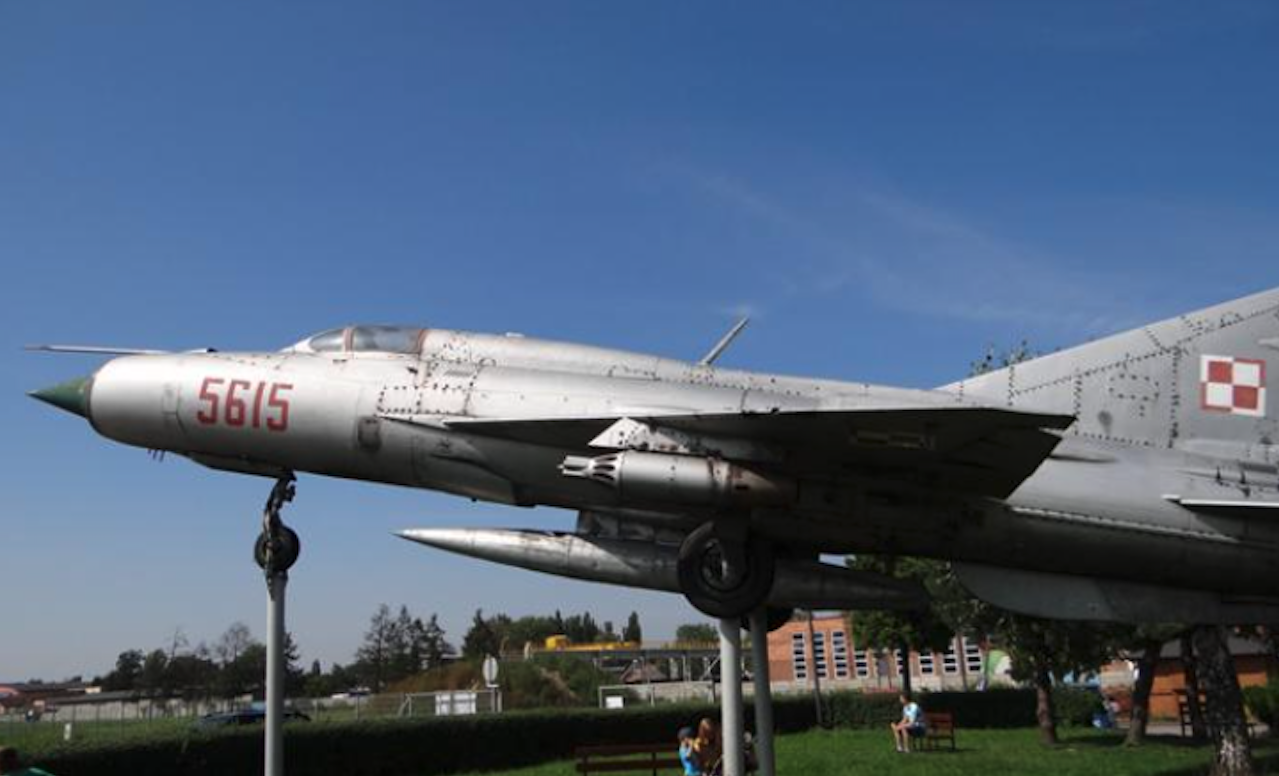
[443,406,1074,500]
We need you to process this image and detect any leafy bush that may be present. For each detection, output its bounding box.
[32,689,1044,775]
[1244,681,1279,727]
[825,691,901,728]
[921,689,1039,729]
[1052,687,1104,728]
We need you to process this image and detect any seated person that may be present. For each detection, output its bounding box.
[890,693,926,753]
[678,726,701,776]
[694,718,723,775]
[0,747,56,776]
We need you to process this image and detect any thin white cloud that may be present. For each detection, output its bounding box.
[677,167,1144,337]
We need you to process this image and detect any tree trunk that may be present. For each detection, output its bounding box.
[899,641,914,699]
[1193,626,1255,776]
[1182,632,1209,739]
[1035,662,1058,746]
[1125,638,1163,746]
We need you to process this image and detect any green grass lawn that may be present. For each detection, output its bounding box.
[2,715,195,753]
[454,728,1279,776]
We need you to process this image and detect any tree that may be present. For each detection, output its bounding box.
[139,649,169,696]
[166,651,219,700]
[462,609,503,659]
[418,614,455,669]
[989,614,1119,745]
[1194,626,1255,776]
[101,649,145,692]
[387,606,417,680]
[284,632,305,695]
[846,555,954,698]
[676,623,718,643]
[623,612,643,643]
[563,612,601,643]
[1123,625,1184,746]
[232,644,268,696]
[304,661,358,699]
[214,622,255,666]
[355,604,397,691]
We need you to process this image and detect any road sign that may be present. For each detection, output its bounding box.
[483,656,500,688]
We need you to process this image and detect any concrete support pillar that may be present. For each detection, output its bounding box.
[718,618,745,776]
[749,609,776,776]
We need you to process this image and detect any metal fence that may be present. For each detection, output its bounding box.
[598,681,719,709]
[0,689,503,747]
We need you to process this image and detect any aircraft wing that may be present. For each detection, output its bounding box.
[446,406,1074,499]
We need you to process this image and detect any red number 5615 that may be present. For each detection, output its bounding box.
[196,377,293,431]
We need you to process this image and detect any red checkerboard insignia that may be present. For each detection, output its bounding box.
[1200,355,1266,417]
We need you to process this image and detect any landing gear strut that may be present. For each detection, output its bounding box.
[256,477,300,574]
[677,522,774,618]
[257,475,299,776]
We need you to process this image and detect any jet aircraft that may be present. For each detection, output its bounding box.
[29,287,1279,625]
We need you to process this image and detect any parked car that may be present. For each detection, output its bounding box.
[195,708,310,729]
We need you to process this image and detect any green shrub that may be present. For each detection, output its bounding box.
[824,691,901,728]
[1052,687,1104,728]
[1243,681,1279,727]
[919,689,1038,729]
[31,688,1046,775]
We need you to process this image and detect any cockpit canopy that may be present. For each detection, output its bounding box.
[290,326,427,355]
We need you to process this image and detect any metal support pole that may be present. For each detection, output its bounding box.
[718,618,745,776]
[807,610,826,728]
[749,609,776,776]
[256,476,298,776]
[265,570,287,776]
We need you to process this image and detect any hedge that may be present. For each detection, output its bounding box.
[1244,680,1279,728]
[31,689,1047,776]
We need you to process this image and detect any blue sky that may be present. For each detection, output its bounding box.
[2,1,1276,681]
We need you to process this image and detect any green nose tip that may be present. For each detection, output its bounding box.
[29,376,92,419]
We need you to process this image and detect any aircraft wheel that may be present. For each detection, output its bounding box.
[677,522,774,619]
[254,525,301,573]
[741,606,795,633]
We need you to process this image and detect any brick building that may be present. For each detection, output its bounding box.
[765,613,1006,692]
[1143,637,1276,719]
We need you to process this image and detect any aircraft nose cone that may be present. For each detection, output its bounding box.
[29,376,92,419]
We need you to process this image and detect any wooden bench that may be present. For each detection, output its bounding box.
[1177,695,1258,740]
[575,743,684,775]
[917,711,957,751]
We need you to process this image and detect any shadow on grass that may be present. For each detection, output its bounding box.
[1057,731,1279,776]
[1057,733,1207,749]
[1150,750,1279,776]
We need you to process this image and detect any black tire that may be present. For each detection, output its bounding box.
[741,607,795,633]
[677,522,775,618]
[254,525,301,572]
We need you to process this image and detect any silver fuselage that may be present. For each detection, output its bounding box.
[80,329,1279,601]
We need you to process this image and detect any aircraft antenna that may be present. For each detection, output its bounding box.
[700,317,750,366]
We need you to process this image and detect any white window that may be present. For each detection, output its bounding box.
[893,649,904,677]
[791,632,808,680]
[853,648,870,678]
[813,631,828,679]
[831,630,850,679]
[942,639,960,674]
[919,650,935,676]
[963,637,983,674]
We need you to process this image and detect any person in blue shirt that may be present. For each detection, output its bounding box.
[678,726,702,775]
[890,694,925,753]
[0,747,56,776]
